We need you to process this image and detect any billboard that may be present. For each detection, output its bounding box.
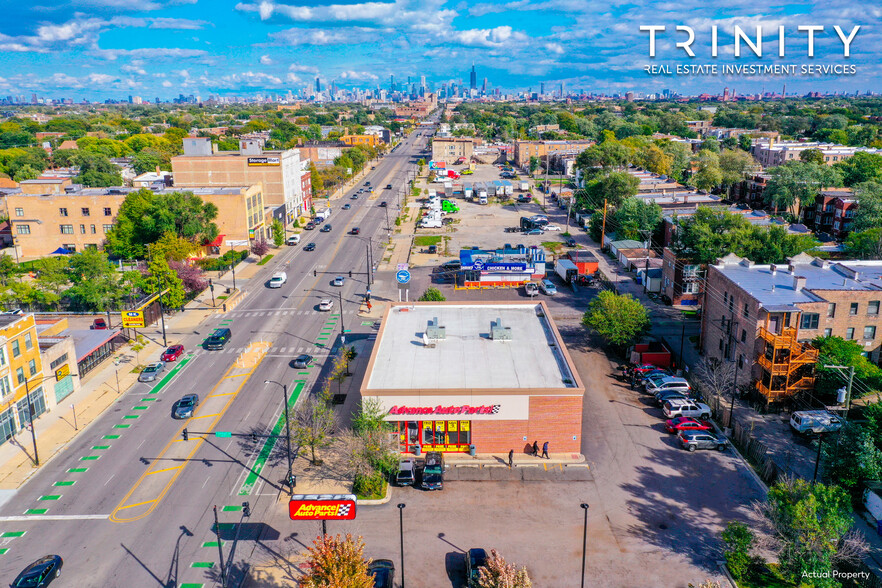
[289,495,357,520]
[121,310,145,328]
[247,156,281,166]
[429,160,446,170]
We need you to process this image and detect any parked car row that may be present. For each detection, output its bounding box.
[395,452,445,490]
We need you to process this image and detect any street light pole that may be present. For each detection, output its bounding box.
[213,505,227,588]
[397,503,406,588]
[265,380,293,495]
[230,244,237,291]
[580,503,590,588]
[338,290,345,345]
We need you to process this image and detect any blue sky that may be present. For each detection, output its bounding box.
[0,0,879,100]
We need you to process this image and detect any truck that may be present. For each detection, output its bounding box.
[269,272,287,288]
[627,342,673,368]
[478,194,488,205]
[789,411,843,435]
[441,200,459,213]
[555,259,579,283]
[463,182,473,199]
[519,181,530,192]
[315,209,331,221]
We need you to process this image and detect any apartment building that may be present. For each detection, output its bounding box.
[511,139,594,169]
[6,184,265,258]
[685,120,713,135]
[702,253,882,404]
[0,314,46,444]
[751,139,882,168]
[730,174,769,207]
[298,141,345,167]
[431,138,474,164]
[340,134,379,148]
[802,189,857,238]
[661,247,704,307]
[171,137,310,223]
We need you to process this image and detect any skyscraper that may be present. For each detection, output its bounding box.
[390,74,395,92]
[470,64,477,90]
[315,77,321,93]
[540,82,545,95]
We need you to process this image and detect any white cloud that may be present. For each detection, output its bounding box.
[270,27,377,46]
[289,63,319,74]
[217,71,285,87]
[148,18,209,30]
[259,54,273,65]
[162,80,173,87]
[88,73,116,84]
[339,70,378,81]
[286,72,302,83]
[93,47,209,60]
[453,26,526,48]
[120,63,148,75]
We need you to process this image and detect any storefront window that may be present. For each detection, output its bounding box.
[0,408,15,445]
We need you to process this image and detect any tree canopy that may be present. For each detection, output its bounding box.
[764,161,842,216]
[582,291,650,348]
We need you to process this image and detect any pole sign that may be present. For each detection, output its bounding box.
[396,269,411,284]
[289,494,357,521]
[121,310,145,328]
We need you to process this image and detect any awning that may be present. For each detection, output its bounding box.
[71,329,122,361]
[206,234,226,247]
[50,247,72,255]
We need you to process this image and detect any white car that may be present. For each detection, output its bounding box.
[333,276,345,287]
[318,299,334,311]
[524,282,539,296]
[539,279,557,295]
[543,225,562,231]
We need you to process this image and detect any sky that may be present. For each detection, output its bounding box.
[0,0,880,100]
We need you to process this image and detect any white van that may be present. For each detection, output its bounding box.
[789,411,843,435]
[286,234,300,246]
[478,195,488,205]
[269,272,287,288]
[420,218,442,228]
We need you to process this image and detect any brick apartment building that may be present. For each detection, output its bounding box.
[6,184,264,258]
[340,134,379,148]
[730,174,769,208]
[171,137,310,223]
[662,247,704,307]
[701,253,882,404]
[751,139,882,168]
[431,137,474,165]
[511,139,594,170]
[802,189,857,239]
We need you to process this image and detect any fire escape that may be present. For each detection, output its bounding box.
[756,326,818,404]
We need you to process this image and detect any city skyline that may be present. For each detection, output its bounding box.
[0,0,879,100]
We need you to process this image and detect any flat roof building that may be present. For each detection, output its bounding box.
[361,301,585,454]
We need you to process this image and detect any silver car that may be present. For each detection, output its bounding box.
[139,362,165,383]
[173,394,199,419]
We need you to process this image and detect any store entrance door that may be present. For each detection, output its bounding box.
[399,421,421,454]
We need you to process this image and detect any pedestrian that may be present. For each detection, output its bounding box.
[531,440,539,457]
[541,441,549,459]
[508,449,513,468]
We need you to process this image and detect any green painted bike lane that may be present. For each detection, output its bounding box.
[238,381,306,496]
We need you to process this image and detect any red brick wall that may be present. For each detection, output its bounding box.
[471,395,583,454]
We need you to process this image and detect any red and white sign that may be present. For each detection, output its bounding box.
[289,495,357,521]
[389,404,500,416]
[370,395,529,421]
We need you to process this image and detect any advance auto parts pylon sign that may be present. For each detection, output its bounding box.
[288,494,357,520]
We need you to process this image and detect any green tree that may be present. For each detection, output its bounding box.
[799,148,826,164]
[575,136,630,176]
[143,253,186,310]
[611,198,662,241]
[65,249,123,311]
[812,335,882,398]
[690,151,723,192]
[721,521,760,581]
[418,287,446,301]
[33,256,69,302]
[718,149,755,187]
[759,478,863,588]
[0,255,20,286]
[73,153,123,187]
[131,151,163,175]
[301,533,373,588]
[851,181,882,233]
[834,152,882,186]
[528,156,540,175]
[292,388,338,465]
[845,228,882,260]
[821,422,882,503]
[475,549,533,588]
[150,231,194,262]
[582,291,650,348]
[764,161,842,216]
[580,171,639,209]
[12,164,39,182]
[271,219,284,247]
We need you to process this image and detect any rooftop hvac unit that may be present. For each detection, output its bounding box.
[426,317,446,340]
[490,318,512,341]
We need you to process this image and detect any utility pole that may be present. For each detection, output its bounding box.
[230,244,237,291]
[599,199,608,251]
[213,505,227,588]
[826,364,856,420]
[640,229,652,294]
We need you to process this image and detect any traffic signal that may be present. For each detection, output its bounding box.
[182,428,188,441]
[313,269,317,277]
[208,278,214,291]
[242,501,251,517]
[349,271,352,277]
[251,433,258,443]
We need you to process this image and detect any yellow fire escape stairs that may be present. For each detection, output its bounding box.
[755,326,819,403]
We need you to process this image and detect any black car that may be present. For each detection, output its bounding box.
[320,224,332,232]
[421,451,444,490]
[566,238,577,247]
[204,327,231,350]
[367,559,394,588]
[11,555,63,587]
[304,222,315,230]
[292,354,313,369]
[351,227,360,235]
[427,245,437,254]
[342,203,351,210]
[351,194,359,200]
[465,548,488,585]
[385,184,393,189]
[304,242,316,251]
[379,201,387,207]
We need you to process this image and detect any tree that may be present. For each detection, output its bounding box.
[0,255,21,286]
[151,231,194,262]
[291,388,337,465]
[575,137,630,176]
[271,219,284,247]
[718,149,755,187]
[581,171,639,209]
[582,291,650,349]
[301,533,373,588]
[168,260,207,294]
[12,164,39,182]
[33,256,70,305]
[721,521,760,581]
[758,478,866,588]
[812,335,882,398]
[143,253,186,310]
[799,148,826,164]
[418,287,446,301]
[475,550,532,588]
[131,151,163,176]
[821,422,882,502]
[251,238,269,258]
[845,228,882,260]
[694,356,736,403]
[851,181,882,233]
[65,249,123,311]
[610,198,662,241]
[73,153,123,187]
[690,151,723,192]
[834,152,882,186]
[528,156,540,175]
[764,161,842,216]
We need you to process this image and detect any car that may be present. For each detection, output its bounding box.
[427,245,437,254]
[350,227,360,235]
[544,224,562,231]
[172,394,199,419]
[90,317,108,330]
[440,260,462,271]
[379,201,387,207]
[351,194,359,200]
[342,203,351,210]
[333,276,345,287]
[395,458,417,486]
[655,391,690,406]
[292,354,313,369]
[303,242,316,251]
[318,299,334,311]
[304,222,315,230]
[466,548,489,585]
[205,327,232,350]
[645,376,691,393]
[524,282,539,296]
[320,224,332,232]
[678,431,728,452]
[421,451,444,490]
[367,559,395,588]
[385,184,393,190]
[286,235,300,245]
[525,228,544,236]
[139,362,165,383]
[665,417,713,434]
[365,181,371,186]
[539,279,557,295]
[313,216,324,224]
[11,555,63,588]
[160,344,184,362]
[663,399,712,420]
[566,238,577,247]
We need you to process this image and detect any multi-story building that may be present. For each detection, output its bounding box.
[0,314,46,444]
[661,247,704,307]
[298,141,345,167]
[730,174,770,207]
[171,137,310,223]
[751,139,882,168]
[6,184,265,258]
[431,138,474,165]
[685,120,713,135]
[340,134,379,148]
[701,253,882,404]
[802,189,856,238]
[511,139,594,170]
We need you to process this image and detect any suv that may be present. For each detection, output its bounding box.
[205,327,231,350]
[663,399,711,420]
[539,279,557,295]
[466,548,489,584]
[790,411,843,435]
[395,458,417,486]
[421,451,444,490]
[524,282,539,296]
[678,431,728,452]
[646,376,691,394]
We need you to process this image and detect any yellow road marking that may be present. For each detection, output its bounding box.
[146,466,183,476]
[113,498,157,512]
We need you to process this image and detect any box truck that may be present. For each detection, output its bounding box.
[555,259,579,283]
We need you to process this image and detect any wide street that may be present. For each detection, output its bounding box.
[0,128,430,587]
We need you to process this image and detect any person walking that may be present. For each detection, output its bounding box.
[541,441,549,459]
[531,441,539,457]
[508,449,514,468]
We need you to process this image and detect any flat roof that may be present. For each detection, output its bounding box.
[363,302,582,393]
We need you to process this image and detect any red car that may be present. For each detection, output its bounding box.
[160,345,185,362]
[665,417,713,434]
[90,318,108,330]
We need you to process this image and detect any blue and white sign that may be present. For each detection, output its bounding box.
[396,269,411,284]
[485,263,528,271]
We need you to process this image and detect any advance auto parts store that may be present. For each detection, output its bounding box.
[361,301,585,454]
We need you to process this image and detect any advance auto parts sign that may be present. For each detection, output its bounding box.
[378,395,529,421]
[247,156,281,166]
[289,495,357,520]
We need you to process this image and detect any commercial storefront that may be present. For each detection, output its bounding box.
[361,302,585,454]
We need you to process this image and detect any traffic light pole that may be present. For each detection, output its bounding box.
[213,505,227,588]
